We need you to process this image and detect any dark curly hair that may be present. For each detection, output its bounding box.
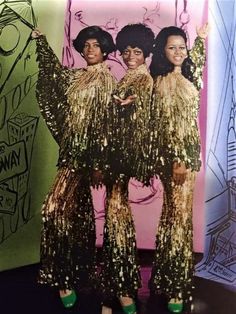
[116,23,155,58]
[150,26,195,81]
[73,26,115,60]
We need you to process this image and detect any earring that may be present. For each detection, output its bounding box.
[81,52,84,57]
[103,52,107,56]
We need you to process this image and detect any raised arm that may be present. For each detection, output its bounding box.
[189,23,209,90]
[32,29,72,145]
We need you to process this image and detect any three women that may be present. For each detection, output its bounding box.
[34,21,208,314]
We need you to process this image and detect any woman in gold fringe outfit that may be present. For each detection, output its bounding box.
[149,24,209,313]
[31,26,116,309]
[100,24,155,314]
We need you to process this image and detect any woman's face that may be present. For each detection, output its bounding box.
[164,35,187,70]
[122,46,145,70]
[82,38,104,65]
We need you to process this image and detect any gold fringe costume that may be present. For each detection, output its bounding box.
[149,37,206,311]
[108,64,154,184]
[100,64,153,299]
[35,36,116,289]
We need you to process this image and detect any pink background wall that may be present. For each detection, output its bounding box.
[63,0,208,252]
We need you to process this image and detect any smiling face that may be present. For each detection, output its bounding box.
[164,35,187,71]
[82,38,104,65]
[122,46,145,70]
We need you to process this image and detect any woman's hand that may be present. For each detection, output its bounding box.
[172,161,187,185]
[31,29,43,39]
[92,169,104,186]
[113,94,137,106]
[196,22,209,40]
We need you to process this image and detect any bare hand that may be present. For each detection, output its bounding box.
[113,94,137,106]
[31,28,43,39]
[196,22,209,40]
[92,169,104,186]
[172,161,187,185]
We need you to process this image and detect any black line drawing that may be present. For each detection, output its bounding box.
[63,1,192,73]
[0,0,39,244]
[195,0,236,285]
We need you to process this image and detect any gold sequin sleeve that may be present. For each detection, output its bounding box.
[35,35,72,145]
[189,36,206,91]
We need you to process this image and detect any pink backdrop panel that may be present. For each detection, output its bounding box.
[63,0,208,251]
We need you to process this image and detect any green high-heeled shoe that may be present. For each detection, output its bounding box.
[60,290,77,308]
[122,302,137,314]
[167,299,183,313]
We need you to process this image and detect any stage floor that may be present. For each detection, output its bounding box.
[0,251,235,314]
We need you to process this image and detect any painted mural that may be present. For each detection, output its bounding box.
[0,0,39,244]
[0,0,66,270]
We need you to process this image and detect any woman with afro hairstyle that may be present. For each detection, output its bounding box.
[149,24,209,313]
[31,26,116,309]
[100,23,155,314]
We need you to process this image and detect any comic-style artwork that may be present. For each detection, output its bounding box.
[0,0,39,243]
[195,0,236,286]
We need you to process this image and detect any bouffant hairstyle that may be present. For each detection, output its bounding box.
[150,26,195,81]
[73,25,115,60]
[116,23,155,58]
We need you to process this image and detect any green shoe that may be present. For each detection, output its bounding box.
[60,290,77,308]
[167,299,183,313]
[122,302,137,314]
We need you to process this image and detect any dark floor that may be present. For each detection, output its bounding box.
[0,251,236,314]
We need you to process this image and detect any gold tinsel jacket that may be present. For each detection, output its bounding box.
[109,64,153,184]
[151,37,206,175]
[35,36,116,175]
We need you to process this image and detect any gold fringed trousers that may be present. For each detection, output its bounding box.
[100,181,141,299]
[38,167,96,290]
[150,170,196,311]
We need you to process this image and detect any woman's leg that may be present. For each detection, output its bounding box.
[38,167,96,307]
[150,170,196,312]
[100,180,140,314]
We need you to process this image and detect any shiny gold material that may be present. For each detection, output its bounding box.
[36,36,116,177]
[100,181,141,298]
[100,64,153,299]
[150,37,206,311]
[35,36,116,289]
[108,64,153,184]
[38,167,96,289]
[150,171,196,304]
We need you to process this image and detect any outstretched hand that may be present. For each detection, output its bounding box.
[31,28,43,39]
[196,22,209,40]
[113,94,137,106]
